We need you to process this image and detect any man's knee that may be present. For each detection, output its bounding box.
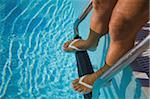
[92,0,117,11]
[109,12,134,41]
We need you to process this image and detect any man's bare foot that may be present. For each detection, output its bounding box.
[63,39,98,52]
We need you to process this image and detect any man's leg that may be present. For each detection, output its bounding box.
[63,0,117,52]
[94,0,149,83]
[71,0,117,92]
[105,0,149,66]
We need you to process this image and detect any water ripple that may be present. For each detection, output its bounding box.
[0,39,13,98]
[0,0,81,98]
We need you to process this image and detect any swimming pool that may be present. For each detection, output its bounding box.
[0,0,147,99]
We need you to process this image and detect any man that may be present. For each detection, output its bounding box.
[63,0,149,93]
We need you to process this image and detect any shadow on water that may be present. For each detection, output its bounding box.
[110,67,143,99]
[134,79,142,99]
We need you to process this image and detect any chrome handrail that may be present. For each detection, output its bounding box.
[73,1,93,36]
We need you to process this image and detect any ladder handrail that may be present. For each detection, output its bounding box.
[73,1,93,36]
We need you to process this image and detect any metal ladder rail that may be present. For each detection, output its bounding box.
[73,1,93,36]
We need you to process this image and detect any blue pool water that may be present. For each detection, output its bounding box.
[0,0,147,99]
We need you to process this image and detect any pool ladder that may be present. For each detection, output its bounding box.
[73,1,150,99]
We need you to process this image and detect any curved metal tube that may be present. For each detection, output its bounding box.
[73,1,93,36]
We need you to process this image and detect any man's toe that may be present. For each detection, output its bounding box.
[63,41,72,49]
[74,85,80,91]
[79,84,92,93]
[76,86,84,93]
[72,79,79,85]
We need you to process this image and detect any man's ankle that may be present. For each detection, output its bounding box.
[95,63,111,79]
